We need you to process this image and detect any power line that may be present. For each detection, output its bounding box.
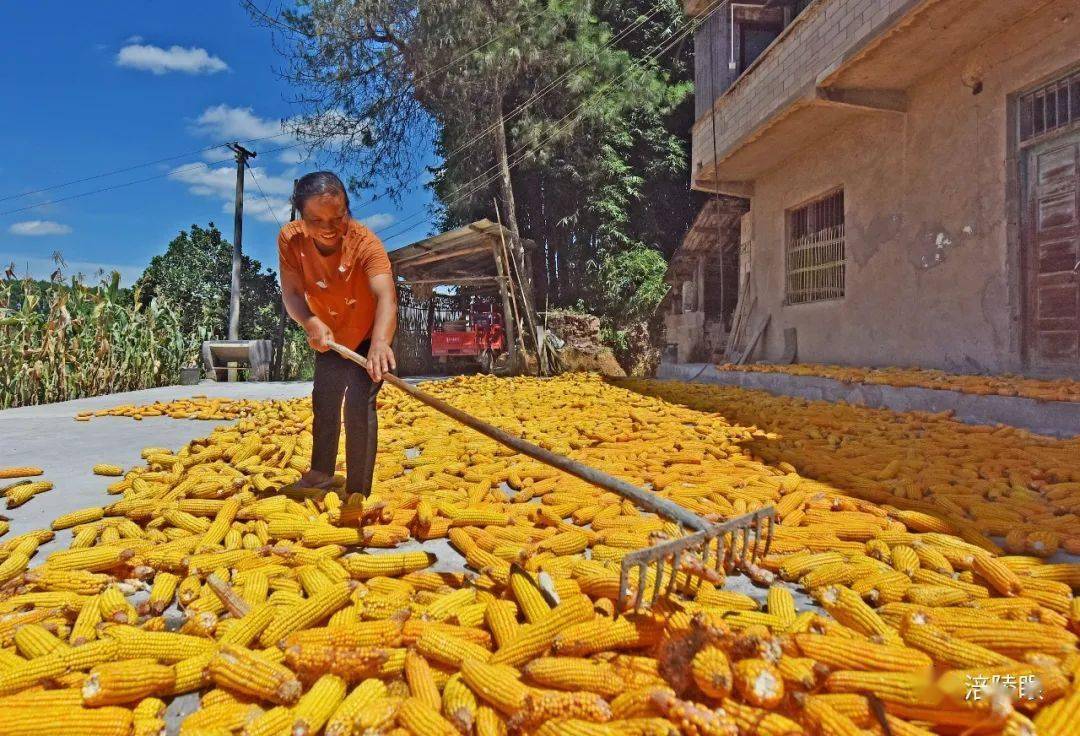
[244,160,285,229]
[0,142,303,217]
[0,132,291,204]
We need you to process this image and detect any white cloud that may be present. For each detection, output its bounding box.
[125,35,144,44]
[170,162,293,224]
[116,44,228,75]
[191,104,284,141]
[9,220,73,237]
[361,213,396,231]
[0,253,145,287]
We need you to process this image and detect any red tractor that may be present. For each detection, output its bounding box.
[430,298,507,374]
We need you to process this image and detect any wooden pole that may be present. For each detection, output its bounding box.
[491,236,517,366]
[327,341,710,532]
[226,143,257,342]
[272,182,297,381]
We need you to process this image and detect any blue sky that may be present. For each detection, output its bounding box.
[0,2,438,286]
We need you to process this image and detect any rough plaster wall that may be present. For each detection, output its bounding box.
[747,0,1080,372]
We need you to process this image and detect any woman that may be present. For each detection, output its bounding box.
[278,171,397,495]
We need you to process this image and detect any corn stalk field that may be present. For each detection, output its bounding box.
[0,274,198,410]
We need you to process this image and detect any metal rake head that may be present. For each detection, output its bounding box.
[618,506,776,612]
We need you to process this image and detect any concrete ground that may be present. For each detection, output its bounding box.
[657,363,1080,438]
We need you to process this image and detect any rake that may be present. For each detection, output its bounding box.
[327,341,775,610]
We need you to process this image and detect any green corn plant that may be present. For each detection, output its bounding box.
[0,271,198,409]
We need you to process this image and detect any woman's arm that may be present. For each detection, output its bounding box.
[281,267,333,350]
[365,272,398,382]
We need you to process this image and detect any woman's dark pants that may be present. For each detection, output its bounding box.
[310,339,381,495]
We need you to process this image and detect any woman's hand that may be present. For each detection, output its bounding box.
[303,317,334,352]
[366,339,396,382]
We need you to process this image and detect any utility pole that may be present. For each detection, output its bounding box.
[272,180,298,381]
[226,142,257,341]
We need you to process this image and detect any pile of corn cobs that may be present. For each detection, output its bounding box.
[0,373,1075,735]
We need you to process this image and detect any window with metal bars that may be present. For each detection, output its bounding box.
[786,189,845,305]
[1019,69,1080,144]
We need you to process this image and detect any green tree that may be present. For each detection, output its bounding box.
[135,223,314,379]
[135,223,280,343]
[259,0,706,368]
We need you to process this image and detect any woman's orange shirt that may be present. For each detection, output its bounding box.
[278,218,393,350]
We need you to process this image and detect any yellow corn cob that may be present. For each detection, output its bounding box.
[777,656,819,690]
[170,651,216,695]
[649,689,737,736]
[554,614,662,656]
[290,673,347,736]
[258,581,351,647]
[689,646,732,700]
[208,643,302,705]
[0,467,43,479]
[490,595,593,666]
[70,594,103,644]
[732,658,784,709]
[1034,690,1080,734]
[242,705,294,736]
[0,652,67,696]
[475,704,507,736]
[6,481,53,508]
[354,697,402,732]
[218,602,276,647]
[972,553,1023,596]
[179,702,262,733]
[398,696,461,736]
[514,690,613,730]
[483,600,520,644]
[766,586,797,627]
[416,628,493,668]
[899,614,1015,669]
[442,672,478,733]
[815,585,901,644]
[105,628,216,663]
[523,657,624,698]
[720,698,804,736]
[425,587,478,622]
[795,633,932,672]
[405,649,443,712]
[510,569,553,623]
[824,670,941,706]
[93,464,124,477]
[51,507,106,531]
[13,624,70,659]
[890,545,920,576]
[286,620,403,650]
[82,652,174,704]
[240,571,269,607]
[801,695,863,736]
[0,705,133,735]
[283,642,389,683]
[146,572,179,615]
[904,584,970,607]
[325,679,387,736]
[460,658,531,715]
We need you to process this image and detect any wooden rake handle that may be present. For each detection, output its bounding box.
[326,341,711,531]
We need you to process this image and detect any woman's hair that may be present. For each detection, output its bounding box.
[291,171,351,214]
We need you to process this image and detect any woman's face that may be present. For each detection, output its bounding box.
[302,193,350,249]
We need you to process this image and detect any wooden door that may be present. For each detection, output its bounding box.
[1025,131,1080,372]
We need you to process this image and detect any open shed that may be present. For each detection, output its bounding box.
[389,219,535,374]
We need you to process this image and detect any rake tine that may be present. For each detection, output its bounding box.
[762,514,774,559]
[652,557,666,604]
[636,563,647,611]
[667,551,682,596]
[739,524,751,566]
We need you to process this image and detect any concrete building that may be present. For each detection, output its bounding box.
[674,0,1080,376]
